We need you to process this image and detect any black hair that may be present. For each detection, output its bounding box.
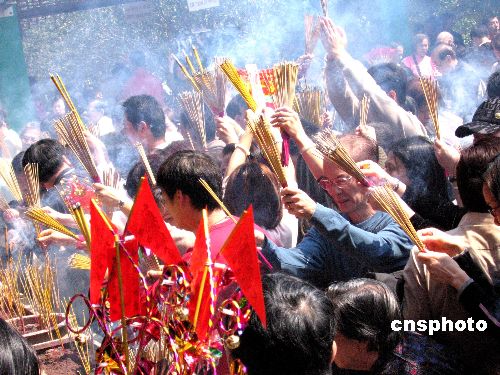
[326,278,402,358]
[470,25,489,39]
[22,139,65,183]
[487,71,500,99]
[0,318,39,375]
[367,63,407,106]
[485,155,500,202]
[224,161,283,229]
[226,94,247,120]
[122,95,166,139]
[11,151,25,175]
[436,45,456,61]
[157,150,222,211]
[457,137,500,213]
[390,136,449,205]
[233,273,335,375]
[366,122,402,152]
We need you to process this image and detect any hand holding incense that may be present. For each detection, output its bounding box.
[134,143,156,185]
[420,78,440,139]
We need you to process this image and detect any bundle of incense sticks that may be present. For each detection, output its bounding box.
[88,123,101,138]
[199,178,236,223]
[321,0,328,16]
[420,77,440,139]
[246,112,288,188]
[192,58,228,117]
[295,87,325,127]
[101,166,121,190]
[68,253,90,270]
[0,195,9,212]
[370,184,425,252]
[25,207,79,240]
[220,59,258,111]
[23,163,40,208]
[178,91,207,150]
[0,258,25,322]
[50,74,84,126]
[305,15,320,54]
[54,111,100,182]
[0,159,23,202]
[172,54,199,90]
[72,203,91,248]
[315,130,371,187]
[271,62,299,108]
[359,94,370,129]
[134,142,156,185]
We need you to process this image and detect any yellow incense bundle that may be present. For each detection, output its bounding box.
[420,78,440,139]
[25,207,79,240]
[24,163,40,208]
[246,112,287,188]
[0,159,22,202]
[72,203,91,248]
[178,91,207,149]
[68,253,91,270]
[220,59,258,112]
[315,130,371,187]
[295,87,325,127]
[370,184,425,251]
[271,62,299,108]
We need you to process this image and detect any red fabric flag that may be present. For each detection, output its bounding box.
[90,200,115,305]
[188,210,213,341]
[218,206,267,328]
[107,237,142,321]
[125,177,182,266]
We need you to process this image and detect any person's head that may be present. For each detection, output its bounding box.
[22,139,70,188]
[455,98,500,141]
[367,63,407,105]
[487,71,500,99]
[456,137,500,213]
[51,97,66,117]
[470,25,490,47]
[326,279,402,371]
[122,95,166,146]
[226,94,247,127]
[156,150,222,230]
[413,33,429,58]
[436,31,454,47]
[0,318,39,375]
[87,99,107,124]
[485,15,499,38]
[431,44,458,74]
[318,134,378,223]
[484,155,500,225]
[233,273,335,375]
[20,122,41,150]
[386,136,448,203]
[406,79,442,128]
[224,161,282,230]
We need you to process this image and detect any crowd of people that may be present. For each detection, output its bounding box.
[0,10,499,375]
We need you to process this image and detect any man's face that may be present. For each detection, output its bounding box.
[321,162,369,218]
[416,39,429,57]
[52,98,66,117]
[87,101,102,124]
[162,191,184,229]
[21,128,41,150]
[488,17,499,36]
[123,115,140,143]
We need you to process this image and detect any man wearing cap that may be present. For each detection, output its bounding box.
[455,97,500,141]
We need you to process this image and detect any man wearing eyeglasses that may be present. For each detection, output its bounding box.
[253,108,414,288]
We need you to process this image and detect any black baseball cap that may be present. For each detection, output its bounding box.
[455,98,500,138]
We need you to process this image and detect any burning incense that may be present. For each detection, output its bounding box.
[0,159,23,202]
[295,87,325,127]
[68,253,91,270]
[359,94,370,130]
[172,54,199,90]
[370,184,425,252]
[72,203,91,248]
[271,62,299,108]
[54,111,100,182]
[178,91,207,149]
[220,59,258,112]
[192,45,204,72]
[24,163,40,208]
[315,130,371,187]
[25,207,79,240]
[304,15,320,55]
[320,0,328,16]
[420,77,440,139]
[246,113,288,188]
[134,143,156,186]
[198,178,236,224]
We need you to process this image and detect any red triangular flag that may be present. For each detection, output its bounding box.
[90,199,115,305]
[107,237,142,321]
[218,206,267,328]
[125,177,183,266]
[188,210,213,341]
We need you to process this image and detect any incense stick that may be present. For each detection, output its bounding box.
[134,143,156,186]
[172,54,199,90]
[419,77,440,139]
[72,203,91,249]
[246,113,288,188]
[178,91,207,149]
[271,62,299,108]
[68,253,90,270]
[24,163,40,208]
[192,58,228,117]
[370,184,425,251]
[0,159,23,202]
[101,166,121,190]
[315,130,371,187]
[25,207,79,240]
[220,59,258,112]
[359,94,370,130]
[198,178,236,224]
[320,0,328,16]
[295,87,325,127]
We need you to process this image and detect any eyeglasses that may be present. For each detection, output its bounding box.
[317,175,353,191]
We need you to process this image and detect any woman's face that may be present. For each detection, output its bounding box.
[415,38,429,58]
[385,152,411,187]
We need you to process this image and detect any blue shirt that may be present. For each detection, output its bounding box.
[262,204,414,288]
